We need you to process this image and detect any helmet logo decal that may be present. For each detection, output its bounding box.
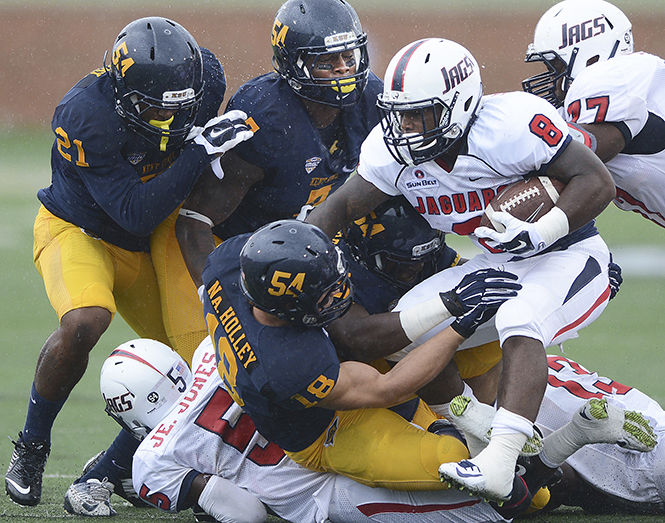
[163,88,196,103]
[271,19,289,48]
[441,56,476,95]
[111,41,135,77]
[268,270,305,297]
[147,392,159,403]
[324,32,355,48]
[353,215,385,238]
[558,18,606,50]
[305,156,322,174]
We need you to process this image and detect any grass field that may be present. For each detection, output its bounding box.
[1,127,664,522]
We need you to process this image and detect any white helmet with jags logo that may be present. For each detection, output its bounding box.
[100,339,192,440]
[523,0,633,107]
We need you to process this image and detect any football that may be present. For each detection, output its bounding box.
[479,176,566,233]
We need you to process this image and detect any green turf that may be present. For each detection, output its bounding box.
[1,128,663,521]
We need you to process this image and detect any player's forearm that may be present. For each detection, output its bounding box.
[175,216,216,288]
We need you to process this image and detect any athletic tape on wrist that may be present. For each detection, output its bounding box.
[399,295,453,342]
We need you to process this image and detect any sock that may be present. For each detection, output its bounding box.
[23,383,67,444]
[80,429,140,485]
[540,423,588,467]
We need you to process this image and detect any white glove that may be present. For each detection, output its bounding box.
[193,110,254,156]
[475,208,568,257]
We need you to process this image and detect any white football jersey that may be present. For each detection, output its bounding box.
[359,91,571,259]
[539,355,665,509]
[564,52,665,228]
[133,338,506,522]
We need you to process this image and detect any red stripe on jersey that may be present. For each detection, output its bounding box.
[357,499,480,516]
[109,349,165,376]
[615,187,665,227]
[553,285,611,339]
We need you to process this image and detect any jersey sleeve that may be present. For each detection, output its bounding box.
[472,92,571,176]
[357,124,402,196]
[564,55,652,140]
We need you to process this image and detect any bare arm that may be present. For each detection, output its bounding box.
[578,122,626,163]
[175,151,264,287]
[546,138,615,231]
[306,173,391,238]
[327,304,410,362]
[317,326,465,410]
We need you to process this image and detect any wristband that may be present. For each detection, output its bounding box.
[534,206,569,247]
[399,295,452,342]
[179,208,214,228]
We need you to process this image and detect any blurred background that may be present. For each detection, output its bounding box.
[0,1,664,519]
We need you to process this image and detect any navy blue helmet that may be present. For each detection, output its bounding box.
[107,17,205,150]
[271,0,370,107]
[344,197,445,290]
[240,220,353,327]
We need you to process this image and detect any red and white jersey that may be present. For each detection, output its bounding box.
[133,338,506,522]
[539,355,665,509]
[359,91,571,259]
[564,52,665,228]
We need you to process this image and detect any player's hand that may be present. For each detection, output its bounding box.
[440,268,521,338]
[475,212,547,256]
[193,110,254,156]
[608,254,623,300]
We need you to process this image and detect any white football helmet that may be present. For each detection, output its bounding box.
[99,339,192,440]
[377,38,483,166]
[523,0,633,107]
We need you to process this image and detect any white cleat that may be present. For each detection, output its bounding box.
[439,459,513,504]
[64,478,117,517]
[575,397,657,451]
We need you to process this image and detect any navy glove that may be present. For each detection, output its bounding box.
[440,268,521,338]
[608,255,623,300]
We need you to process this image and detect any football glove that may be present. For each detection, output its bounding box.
[608,254,622,300]
[439,268,521,338]
[193,110,254,156]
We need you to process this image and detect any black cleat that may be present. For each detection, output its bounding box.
[5,432,50,506]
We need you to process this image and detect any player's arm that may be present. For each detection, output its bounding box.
[306,174,391,238]
[176,150,264,287]
[576,122,627,162]
[318,325,465,410]
[546,138,615,231]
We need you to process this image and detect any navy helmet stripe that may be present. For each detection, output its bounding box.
[391,39,428,92]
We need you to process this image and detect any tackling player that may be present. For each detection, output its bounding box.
[5,17,252,507]
[175,0,384,290]
[307,38,616,502]
[523,0,665,228]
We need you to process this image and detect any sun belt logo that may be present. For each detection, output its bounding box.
[405,170,439,190]
[305,156,322,174]
[441,55,476,95]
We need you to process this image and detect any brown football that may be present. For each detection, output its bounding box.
[479,176,567,233]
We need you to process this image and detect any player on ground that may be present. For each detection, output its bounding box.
[4,17,252,506]
[202,219,521,493]
[523,0,665,228]
[307,38,616,502]
[175,0,383,290]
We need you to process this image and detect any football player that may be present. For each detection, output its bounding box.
[5,17,252,507]
[307,38,616,502]
[522,0,665,229]
[67,337,509,522]
[201,220,521,494]
[175,0,384,290]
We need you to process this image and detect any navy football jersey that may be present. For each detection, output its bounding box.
[38,48,226,252]
[212,71,383,239]
[201,235,339,452]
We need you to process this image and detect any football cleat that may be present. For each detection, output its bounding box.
[80,450,148,508]
[448,395,543,457]
[576,397,657,451]
[439,457,515,503]
[64,478,116,517]
[5,431,50,506]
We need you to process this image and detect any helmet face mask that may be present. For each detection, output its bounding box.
[344,197,444,291]
[523,0,633,107]
[239,220,353,327]
[100,339,192,440]
[377,39,483,166]
[107,17,205,150]
[271,0,370,107]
